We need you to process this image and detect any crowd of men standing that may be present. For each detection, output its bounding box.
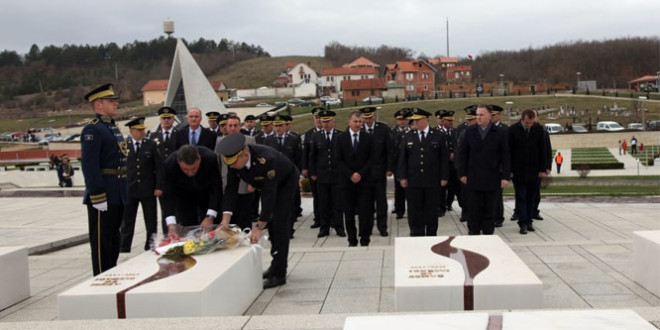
[80,82,551,289]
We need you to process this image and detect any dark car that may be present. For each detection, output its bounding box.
[298,100,316,107]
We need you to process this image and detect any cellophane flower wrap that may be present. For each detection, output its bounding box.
[154,224,247,257]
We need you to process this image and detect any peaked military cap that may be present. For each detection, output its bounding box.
[490,104,504,114]
[244,114,256,121]
[440,110,455,120]
[206,111,220,121]
[258,114,273,125]
[84,83,119,102]
[125,116,146,129]
[272,114,287,125]
[318,110,336,122]
[157,106,176,118]
[359,106,380,118]
[464,104,478,120]
[409,107,431,120]
[311,107,326,117]
[216,113,230,125]
[216,133,247,166]
[394,108,411,119]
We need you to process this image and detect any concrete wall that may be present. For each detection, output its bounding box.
[236,83,317,99]
[550,131,660,149]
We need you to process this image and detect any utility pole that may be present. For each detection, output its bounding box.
[446,18,449,57]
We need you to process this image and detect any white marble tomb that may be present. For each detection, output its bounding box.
[395,236,542,312]
[633,230,660,297]
[58,245,262,319]
[502,309,655,330]
[344,313,490,330]
[0,246,30,310]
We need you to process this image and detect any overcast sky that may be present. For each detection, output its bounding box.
[1,0,659,59]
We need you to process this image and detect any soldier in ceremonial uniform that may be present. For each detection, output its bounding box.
[360,106,395,237]
[301,107,324,228]
[173,108,217,151]
[57,154,74,187]
[435,110,458,217]
[308,110,346,238]
[150,106,177,235]
[453,105,478,222]
[216,113,230,137]
[391,108,410,219]
[240,114,261,137]
[80,83,128,276]
[217,133,298,289]
[397,107,449,236]
[206,111,221,136]
[119,117,163,252]
[255,114,274,144]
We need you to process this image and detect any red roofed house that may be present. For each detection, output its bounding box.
[628,75,660,91]
[343,56,380,69]
[446,65,472,83]
[384,60,436,97]
[341,78,387,102]
[320,66,378,95]
[141,79,228,106]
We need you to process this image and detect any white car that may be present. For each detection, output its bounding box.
[228,97,245,102]
[596,121,624,132]
[256,103,272,107]
[325,98,341,105]
[627,123,643,130]
[544,123,564,134]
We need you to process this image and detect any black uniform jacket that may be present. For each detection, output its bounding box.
[126,138,163,199]
[309,129,342,184]
[335,130,375,188]
[397,128,449,188]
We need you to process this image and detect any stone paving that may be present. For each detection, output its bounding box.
[0,170,658,329]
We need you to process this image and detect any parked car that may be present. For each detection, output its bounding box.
[627,123,644,130]
[648,120,660,130]
[256,103,272,107]
[228,96,246,102]
[362,96,383,103]
[571,125,588,133]
[596,121,624,132]
[63,133,80,141]
[287,98,305,105]
[320,96,333,102]
[298,100,316,107]
[325,98,341,105]
[544,123,564,134]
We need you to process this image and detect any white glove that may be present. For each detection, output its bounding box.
[92,201,108,212]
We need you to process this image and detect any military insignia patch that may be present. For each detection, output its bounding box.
[84,134,94,141]
[257,157,267,165]
[407,142,413,146]
[267,170,276,179]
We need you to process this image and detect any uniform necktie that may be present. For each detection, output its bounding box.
[326,132,331,143]
[190,130,197,146]
[420,131,425,143]
[352,133,358,151]
[368,128,373,134]
[164,131,169,142]
[278,136,283,147]
[135,141,141,154]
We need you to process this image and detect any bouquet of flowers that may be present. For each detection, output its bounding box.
[154,224,248,257]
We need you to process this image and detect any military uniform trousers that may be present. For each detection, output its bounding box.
[316,181,343,232]
[393,176,406,217]
[87,203,124,276]
[465,188,497,235]
[406,186,440,236]
[309,179,320,225]
[231,192,255,230]
[264,170,298,278]
[120,195,158,252]
[373,176,388,233]
[342,183,374,245]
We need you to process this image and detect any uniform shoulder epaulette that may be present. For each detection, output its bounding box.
[405,129,413,134]
[90,118,99,125]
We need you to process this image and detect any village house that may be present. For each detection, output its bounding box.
[284,62,318,86]
[384,60,436,97]
[341,78,387,102]
[140,79,229,106]
[320,67,378,96]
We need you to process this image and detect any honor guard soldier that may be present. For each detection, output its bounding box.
[206,111,221,136]
[120,117,163,252]
[397,107,449,236]
[173,108,217,151]
[241,114,262,137]
[391,108,411,219]
[81,83,128,276]
[301,107,324,229]
[216,113,230,137]
[57,154,74,187]
[150,106,177,235]
[217,133,299,289]
[454,105,478,222]
[308,109,346,238]
[360,106,394,237]
[435,110,458,217]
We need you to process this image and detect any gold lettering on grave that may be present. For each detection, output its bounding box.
[408,264,450,279]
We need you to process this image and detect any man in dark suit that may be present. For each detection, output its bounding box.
[397,107,449,237]
[532,110,552,221]
[390,108,410,219]
[336,111,376,246]
[309,110,346,238]
[435,110,458,217]
[490,105,509,227]
[162,145,222,237]
[456,105,511,235]
[173,108,217,151]
[217,133,298,289]
[149,106,178,235]
[80,83,128,276]
[508,109,548,235]
[206,111,221,136]
[453,106,478,222]
[119,117,163,252]
[301,108,324,229]
[360,106,395,237]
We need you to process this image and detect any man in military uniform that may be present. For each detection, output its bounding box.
[162,145,222,236]
[309,110,346,238]
[173,108,217,151]
[435,110,457,217]
[216,113,230,137]
[150,106,177,235]
[80,83,128,276]
[391,108,410,219]
[217,133,298,289]
[255,114,274,144]
[360,106,394,237]
[453,105,478,222]
[57,154,74,187]
[336,111,376,246]
[301,108,324,229]
[397,107,449,236]
[241,115,261,137]
[206,111,221,136]
[490,105,509,227]
[120,117,163,252]
[456,105,510,235]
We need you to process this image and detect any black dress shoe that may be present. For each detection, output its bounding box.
[391,210,398,214]
[348,241,358,247]
[360,240,370,246]
[510,213,519,221]
[519,226,528,235]
[526,224,536,232]
[335,227,346,237]
[263,276,286,289]
[438,211,446,217]
[532,213,544,221]
[379,230,389,237]
[460,217,467,222]
[396,214,404,219]
[310,222,320,229]
[446,206,453,212]
[317,230,329,238]
[494,222,503,228]
[262,268,272,279]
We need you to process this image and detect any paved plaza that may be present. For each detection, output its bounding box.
[0,157,658,329]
